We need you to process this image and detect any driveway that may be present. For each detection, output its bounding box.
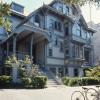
[0,86,96,100]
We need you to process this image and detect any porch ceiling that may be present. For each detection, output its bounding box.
[15,24,51,42]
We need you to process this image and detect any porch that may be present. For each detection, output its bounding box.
[0,24,51,71]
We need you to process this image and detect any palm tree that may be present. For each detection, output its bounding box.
[0,0,11,31]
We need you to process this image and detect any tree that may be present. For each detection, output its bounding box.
[85,66,100,77]
[61,0,100,6]
[0,0,11,31]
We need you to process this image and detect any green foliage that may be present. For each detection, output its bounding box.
[21,78,32,87]
[62,77,100,86]
[61,0,100,6]
[24,55,32,65]
[0,2,11,31]
[85,66,100,77]
[18,64,40,78]
[0,76,12,88]
[31,76,47,88]
[5,55,19,67]
[21,76,47,88]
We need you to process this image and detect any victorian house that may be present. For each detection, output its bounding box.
[0,0,95,77]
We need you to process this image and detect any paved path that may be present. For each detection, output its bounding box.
[0,86,96,100]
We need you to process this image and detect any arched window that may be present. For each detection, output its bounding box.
[34,15,40,25]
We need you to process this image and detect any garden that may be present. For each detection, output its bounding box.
[62,66,100,86]
[0,55,47,89]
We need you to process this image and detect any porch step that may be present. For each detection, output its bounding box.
[40,68,62,87]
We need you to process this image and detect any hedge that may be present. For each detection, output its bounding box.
[0,76,12,88]
[62,77,100,86]
[21,76,47,88]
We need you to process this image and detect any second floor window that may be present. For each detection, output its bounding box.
[76,24,81,37]
[65,6,69,15]
[60,42,64,52]
[54,21,62,31]
[55,37,58,46]
[49,48,53,56]
[49,20,62,31]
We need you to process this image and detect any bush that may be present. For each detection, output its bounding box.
[62,77,100,86]
[32,76,47,88]
[21,78,32,87]
[62,77,70,86]
[0,76,12,88]
[21,76,47,89]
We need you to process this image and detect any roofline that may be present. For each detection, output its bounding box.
[87,27,96,33]
[11,2,24,8]
[11,9,26,18]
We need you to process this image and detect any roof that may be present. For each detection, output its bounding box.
[11,9,26,19]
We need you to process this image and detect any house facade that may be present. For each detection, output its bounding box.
[0,0,95,77]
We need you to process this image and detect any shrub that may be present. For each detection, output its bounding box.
[32,76,47,88]
[21,78,32,87]
[62,77,70,86]
[62,77,100,86]
[0,76,12,88]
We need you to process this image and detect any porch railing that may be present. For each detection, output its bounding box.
[2,51,29,60]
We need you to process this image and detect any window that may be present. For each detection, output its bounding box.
[58,4,63,12]
[58,22,61,31]
[65,49,69,55]
[76,24,81,37]
[54,21,62,31]
[87,32,91,40]
[65,27,69,36]
[72,44,75,57]
[55,37,58,46]
[74,68,79,77]
[49,48,53,56]
[82,30,87,39]
[49,19,54,29]
[72,44,82,58]
[60,42,64,52]
[65,6,69,15]
[65,68,68,75]
[34,15,40,27]
[55,21,58,30]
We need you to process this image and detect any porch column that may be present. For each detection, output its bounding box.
[83,46,85,59]
[30,34,34,60]
[13,35,17,55]
[7,42,9,56]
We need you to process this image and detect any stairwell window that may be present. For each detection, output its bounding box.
[49,48,53,56]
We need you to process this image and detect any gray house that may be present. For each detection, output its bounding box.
[0,0,95,77]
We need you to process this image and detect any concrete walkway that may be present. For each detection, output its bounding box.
[0,86,96,100]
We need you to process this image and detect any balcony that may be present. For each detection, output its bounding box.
[72,35,86,44]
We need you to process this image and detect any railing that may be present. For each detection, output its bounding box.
[2,51,29,60]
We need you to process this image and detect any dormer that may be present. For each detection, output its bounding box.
[11,2,24,14]
[49,0,72,16]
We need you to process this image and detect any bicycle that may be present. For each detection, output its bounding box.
[71,87,88,100]
[86,85,100,100]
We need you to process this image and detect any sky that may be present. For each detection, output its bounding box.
[3,0,100,24]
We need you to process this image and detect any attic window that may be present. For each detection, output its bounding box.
[34,15,40,27]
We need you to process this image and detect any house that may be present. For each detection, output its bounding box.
[88,22,100,65]
[0,0,95,77]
